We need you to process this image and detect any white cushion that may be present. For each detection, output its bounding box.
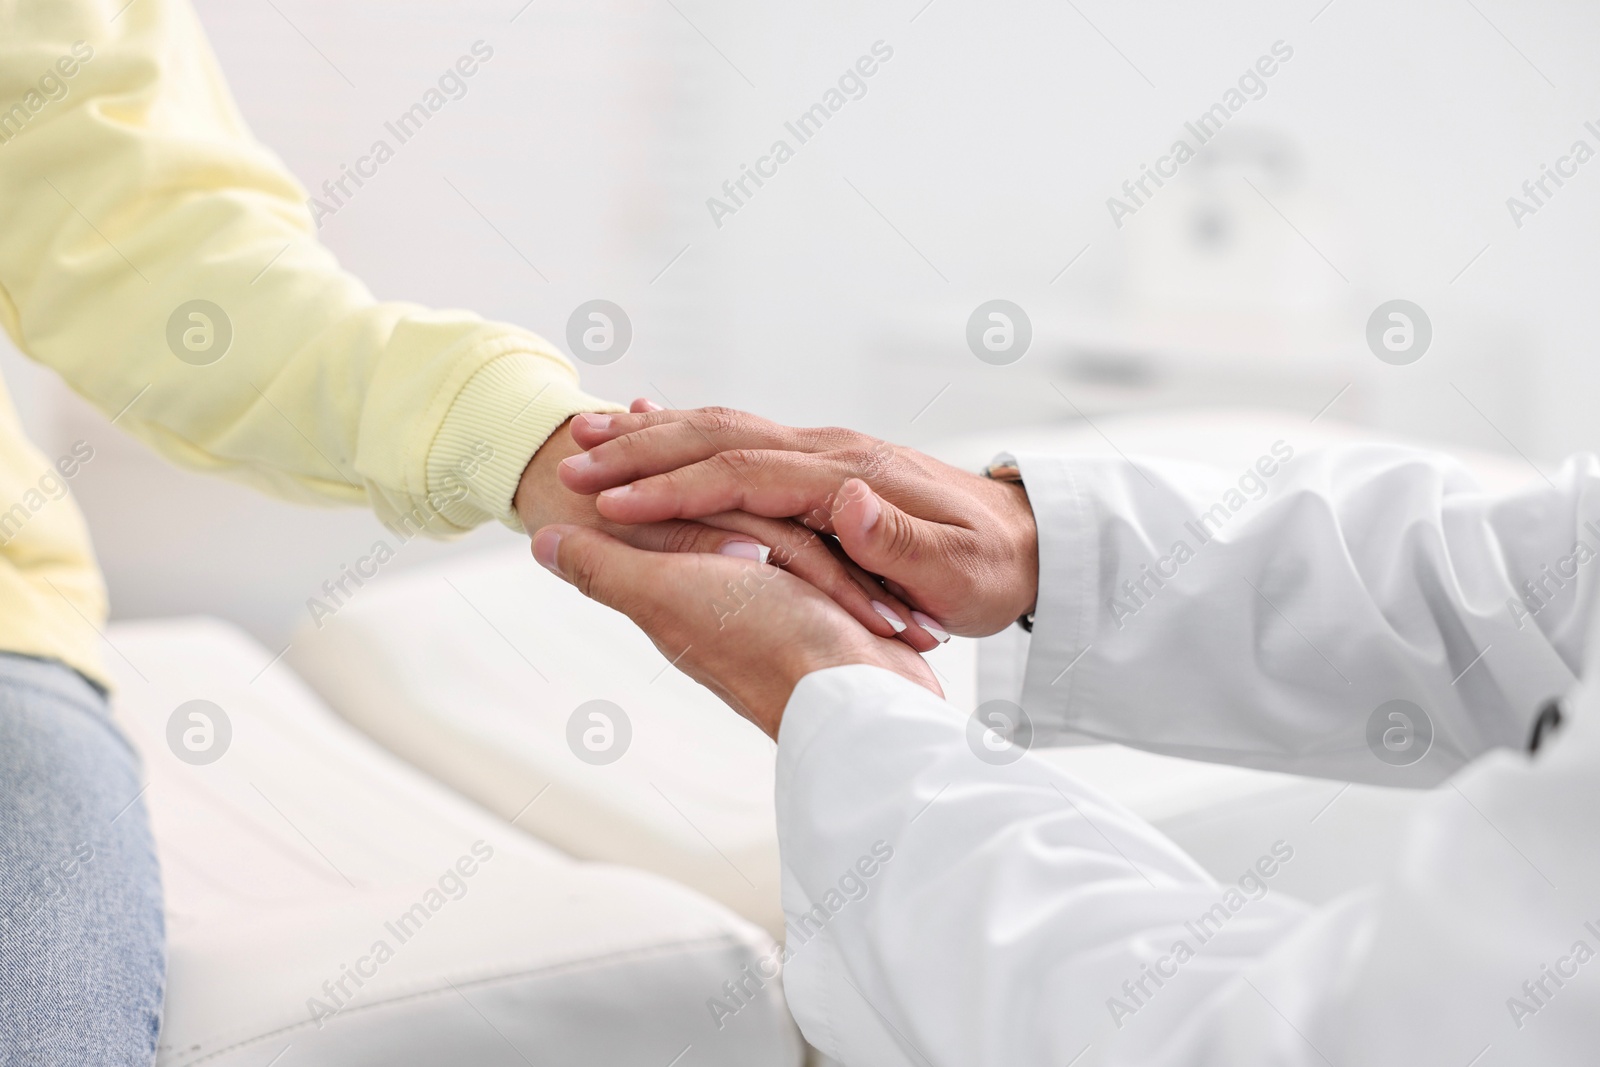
[286,552,978,938]
[104,618,803,1066]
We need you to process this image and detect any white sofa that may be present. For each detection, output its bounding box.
[106,619,803,1066]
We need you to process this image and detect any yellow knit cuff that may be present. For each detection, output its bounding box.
[425,354,624,533]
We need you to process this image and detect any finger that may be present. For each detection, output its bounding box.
[567,404,855,457]
[562,417,800,494]
[874,576,949,644]
[588,517,937,648]
[533,524,700,621]
[614,518,774,564]
[569,406,774,450]
[701,513,938,651]
[563,422,787,495]
[832,478,960,637]
[592,450,868,526]
[909,611,951,644]
[818,535,942,652]
[629,397,663,413]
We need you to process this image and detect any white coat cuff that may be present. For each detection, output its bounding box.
[1011,451,1104,746]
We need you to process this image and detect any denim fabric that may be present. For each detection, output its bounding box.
[0,653,164,1065]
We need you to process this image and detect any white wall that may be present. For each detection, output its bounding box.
[5,0,1596,646]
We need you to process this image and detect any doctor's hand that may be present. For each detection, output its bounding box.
[559,406,1039,637]
[516,413,940,651]
[531,523,941,739]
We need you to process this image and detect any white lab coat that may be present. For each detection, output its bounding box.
[772,444,1600,1066]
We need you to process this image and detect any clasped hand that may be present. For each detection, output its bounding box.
[529,404,1040,739]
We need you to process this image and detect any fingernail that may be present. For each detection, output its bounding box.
[578,413,612,431]
[857,487,881,533]
[560,452,593,473]
[871,601,907,633]
[599,484,632,501]
[638,398,664,412]
[532,529,562,574]
[719,541,772,564]
[911,611,950,643]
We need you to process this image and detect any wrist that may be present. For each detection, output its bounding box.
[999,479,1040,621]
[514,417,579,533]
[777,647,848,707]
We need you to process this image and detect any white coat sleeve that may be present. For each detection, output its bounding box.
[1013,444,1600,783]
[775,663,1600,1067]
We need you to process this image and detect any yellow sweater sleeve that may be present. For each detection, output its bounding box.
[0,1,620,536]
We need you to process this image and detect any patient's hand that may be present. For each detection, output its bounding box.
[516,416,941,651]
[531,523,940,738]
[559,407,1038,637]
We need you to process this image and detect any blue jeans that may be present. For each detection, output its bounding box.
[0,652,165,1065]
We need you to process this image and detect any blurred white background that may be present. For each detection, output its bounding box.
[4,0,1596,647]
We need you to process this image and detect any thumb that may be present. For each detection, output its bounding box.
[831,478,951,598]
[532,523,666,619]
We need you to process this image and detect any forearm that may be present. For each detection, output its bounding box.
[0,0,618,534]
[1015,444,1594,782]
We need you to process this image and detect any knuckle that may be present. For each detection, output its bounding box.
[696,406,744,437]
[862,440,900,478]
[838,448,883,478]
[800,425,858,451]
[659,522,704,555]
[716,449,767,478]
[610,431,643,460]
[590,438,633,473]
[881,510,919,562]
[658,463,698,494]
